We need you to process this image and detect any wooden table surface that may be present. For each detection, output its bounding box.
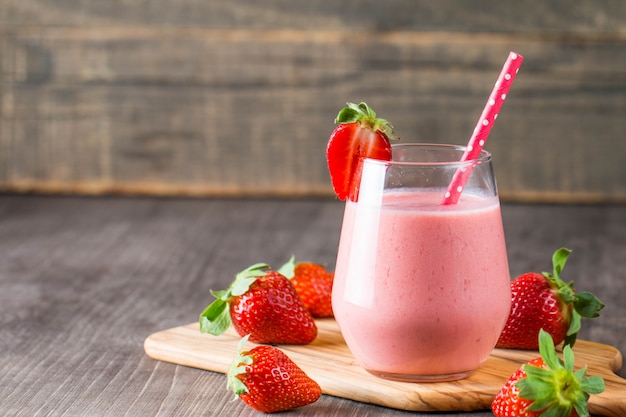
[1,194,624,416]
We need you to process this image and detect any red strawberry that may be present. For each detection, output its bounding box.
[496,248,604,350]
[326,102,398,201]
[492,329,605,417]
[278,257,334,318]
[228,336,322,413]
[199,263,317,344]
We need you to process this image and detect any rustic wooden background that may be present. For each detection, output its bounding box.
[1,1,625,202]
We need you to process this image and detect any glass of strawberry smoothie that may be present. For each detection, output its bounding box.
[332,143,511,382]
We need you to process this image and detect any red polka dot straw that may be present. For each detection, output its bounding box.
[442,51,524,205]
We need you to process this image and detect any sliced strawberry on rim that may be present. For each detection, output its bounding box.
[326,102,398,201]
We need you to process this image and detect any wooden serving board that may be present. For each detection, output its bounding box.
[144,319,626,416]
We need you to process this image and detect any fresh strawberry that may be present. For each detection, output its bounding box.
[278,256,334,318]
[199,263,317,344]
[492,329,605,417]
[326,102,398,201]
[496,248,604,350]
[228,336,322,413]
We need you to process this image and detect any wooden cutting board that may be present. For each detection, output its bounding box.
[144,318,626,416]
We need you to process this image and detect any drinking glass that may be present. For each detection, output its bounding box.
[332,143,511,382]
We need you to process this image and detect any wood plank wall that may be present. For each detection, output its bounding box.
[1,1,625,202]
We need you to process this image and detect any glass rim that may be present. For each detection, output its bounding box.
[365,143,492,167]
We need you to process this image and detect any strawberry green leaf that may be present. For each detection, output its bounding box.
[524,397,552,411]
[334,102,398,141]
[227,336,253,396]
[522,365,553,383]
[552,247,571,278]
[574,291,605,318]
[542,248,604,349]
[356,101,372,114]
[564,311,582,347]
[199,263,270,336]
[335,107,361,124]
[277,256,296,279]
[231,263,268,296]
[563,333,578,349]
[563,345,575,372]
[199,299,232,335]
[573,402,590,417]
[556,284,576,305]
[566,311,582,337]
[517,329,605,417]
[538,329,561,370]
[580,375,606,394]
[574,367,588,380]
[229,370,248,396]
[539,406,574,417]
[210,289,229,300]
[230,276,258,297]
[517,375,552,399]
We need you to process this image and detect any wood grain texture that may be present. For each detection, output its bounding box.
[0,195,625,416]
[144,320,626,415]
[1,1,625,202]
[2,0,626,32]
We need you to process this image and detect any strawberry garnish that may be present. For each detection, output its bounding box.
[496,248,604,350]
[278,256,334,318]
[492,329,605,417]
[228,336,322,413]
[199,263,317,345]
[326,102,398,200]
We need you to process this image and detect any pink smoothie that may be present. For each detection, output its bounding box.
[332,190,511,380]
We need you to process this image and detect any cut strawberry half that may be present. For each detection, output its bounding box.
[326,102,398,201]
